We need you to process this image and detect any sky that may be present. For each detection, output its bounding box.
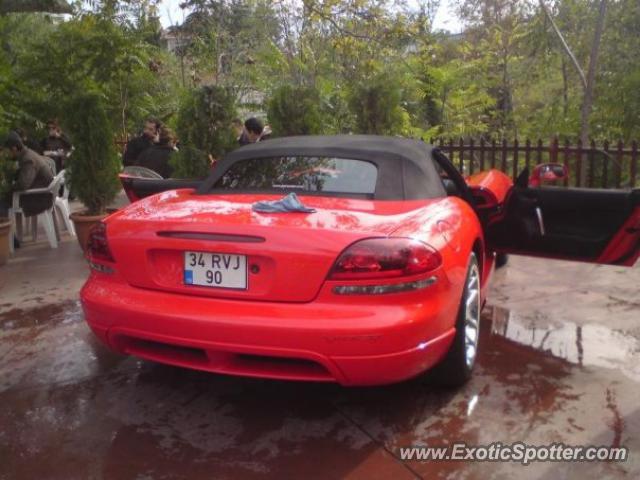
[430,0,464,33]
[156,0,463,33]
[157,0,187,27]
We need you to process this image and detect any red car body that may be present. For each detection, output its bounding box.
[81,136,640,386]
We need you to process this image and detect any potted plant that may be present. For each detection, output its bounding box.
[66,92,121,251]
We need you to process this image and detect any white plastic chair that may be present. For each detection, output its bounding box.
[54,170,75,236]
[9,171,65,252]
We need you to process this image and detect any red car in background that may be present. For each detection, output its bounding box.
[81,136,640,386]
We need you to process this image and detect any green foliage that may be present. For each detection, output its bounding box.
[348,73,409,136]
[1,0,640,177]
[0,0,72,14]
[177,0,281,96]
[172,86,237,178]
[65,92,120,215]
[0,13,57,133]
[170,146,209,179]
[0,9,181,140]
[0,147,17,200]
[267,85,324,136]
[590,0,640,140]
[418,53,496,138]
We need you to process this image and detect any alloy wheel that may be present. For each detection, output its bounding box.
[464,262,481,368]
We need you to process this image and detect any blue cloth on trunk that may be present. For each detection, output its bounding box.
[252,192,316,213]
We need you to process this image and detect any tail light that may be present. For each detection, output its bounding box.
[329,238,442,281]
[87,222,115,266]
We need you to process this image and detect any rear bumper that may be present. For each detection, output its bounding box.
[81,274,457,386]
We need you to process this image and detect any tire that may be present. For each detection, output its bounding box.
[430,253,481,388]
[495,252,509,269]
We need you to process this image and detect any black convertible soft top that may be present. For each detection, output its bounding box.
[197,135,446,200]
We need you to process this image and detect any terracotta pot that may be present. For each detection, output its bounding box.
[0,217,10,266]
[70,209,117,252]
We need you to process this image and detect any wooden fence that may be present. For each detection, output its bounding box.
[429,138,639,189]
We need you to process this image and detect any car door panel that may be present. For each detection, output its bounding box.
[487,186,640,265]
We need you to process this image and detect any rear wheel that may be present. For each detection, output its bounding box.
[431,253,481,387]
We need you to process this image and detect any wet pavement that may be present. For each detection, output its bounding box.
[1,239,639,479]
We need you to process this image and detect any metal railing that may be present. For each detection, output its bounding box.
[430,137,639,189]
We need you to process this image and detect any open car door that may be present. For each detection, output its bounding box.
[486,172,640,266]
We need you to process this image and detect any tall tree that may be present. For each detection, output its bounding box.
[455,0,532,136]
[540,0,607,184]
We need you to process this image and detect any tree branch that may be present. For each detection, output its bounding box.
[539,0,587,91]
[300,0,420,76]
[302,0,377,42]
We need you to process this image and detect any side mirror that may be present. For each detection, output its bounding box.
[529,163,568,187]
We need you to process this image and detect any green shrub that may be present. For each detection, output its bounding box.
[65,93,120,215]
[171,146,210,179]
[267,85,324,136]
[0,148,17,201]
[348,73,409,136]
[172,86,237,179]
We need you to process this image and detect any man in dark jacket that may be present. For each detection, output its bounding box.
[40,119,73,172]
[4,133,55,217]
[123,118,160,167]
[135,125,175,178]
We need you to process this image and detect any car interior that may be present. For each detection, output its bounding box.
[488,170,640,260]
[431,150,640,261]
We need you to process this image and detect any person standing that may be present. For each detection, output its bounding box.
[244,117,271,143]
[134,125,176,179]
[232,118,250,146]
[123,118,160,167]
[40,119,73,173]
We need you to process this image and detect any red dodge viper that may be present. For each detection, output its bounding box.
[80,136,640,386]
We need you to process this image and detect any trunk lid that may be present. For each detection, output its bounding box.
[106,190,434,302]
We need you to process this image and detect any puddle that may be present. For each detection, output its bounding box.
[485,304,640,382]
[0,299,638,479]
[0,300,82,331]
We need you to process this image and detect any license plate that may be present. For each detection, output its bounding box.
[183,251,247,289]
